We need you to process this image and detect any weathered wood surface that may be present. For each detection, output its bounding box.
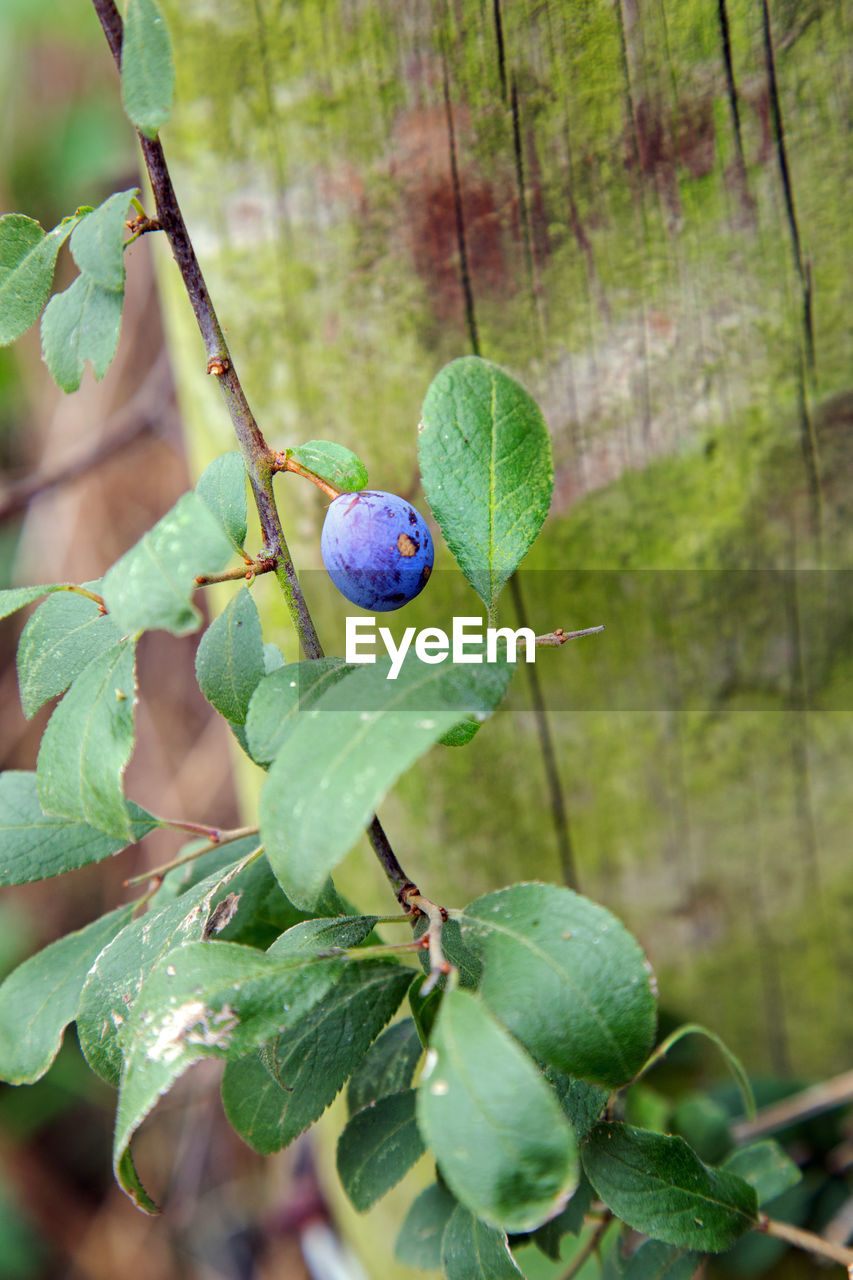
[155,0,851,1095]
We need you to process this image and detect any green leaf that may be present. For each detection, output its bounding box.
[261,652,514,908]
[0,214,77,346]
[581,1122,758,1252]
[267,914,379,958]
[121,0,174,139]
[114,940,343,1211]
[206,854,315,950]
[0,583,66,621]
[395,1182,457,1270]
[69,189,138,291]
[621,1241,701,1280]
[195,588,265,725]
[196,451,247,552]
[409,981,441,1046]
[0,902,135,1084]
[77,848,259,1085]
[263,643,284,674]
[227,963,412,1155]
[457,883,657,1088]
[337,1088,425,1212]
[0,771,155,886]
[289,440,368,492]
[40,272,124,392]
[419,356,553,610]
[102,491,233,636]
[347,1017,423,1116]
[17,586,121,718]
[37,640,137,840]
[549,1074,610,1142]
[264,963,413,1144]
[529,1173,595,1259]
[245,658,354,764]
[721,1141,802,1206]
[440,1206,524,1280]
[220,1052,290,1148]
[417,988,578,1233]
[439,716,481,748]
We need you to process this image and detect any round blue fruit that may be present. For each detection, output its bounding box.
[321,490,434,611]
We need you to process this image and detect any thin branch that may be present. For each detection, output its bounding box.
[0,355,172,524]
[366,816,418,902]
[195,558,277,586]
[558,1211,613,1280]
[535,625,605,646]
[733,1069,853,1143]
[91,0,321,660]
[404,890,452,995]
[90,0,425,915]
[509,574,580,891]
[124,824,259,886]
[759,1214,853,1270]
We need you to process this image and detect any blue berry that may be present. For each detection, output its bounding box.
[321,490,434,611]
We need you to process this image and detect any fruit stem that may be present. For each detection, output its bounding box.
[272,452,343,500]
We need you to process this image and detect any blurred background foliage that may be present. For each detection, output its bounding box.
[0,1,851,1278]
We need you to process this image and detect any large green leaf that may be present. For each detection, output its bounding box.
[721,1141,802,1206]
[245,658,354,765]
[337,1088,425,1212]
[114,940,343,1211]
[581,1122,758,1252]
[347,1017,423,1116]
[121,0,174,139]
[395,1182,457,1270]
[440,1207,523,1280]
[36,640,137,840]
[69,189,137,291]
[0,771,155,886]
[417,988,578,1233]
[0,902,135,1084]
[260,652,513,908]
[456,883,657,1088]
[77,846,259,1085]
[40,272,124,393]
[195,587,265,725]
[195,451,247,552]
[288,440,368,492]
[419,356,553,610]
[0,213,78,346]
[17,587,121,719]
[236,962,413,1154]
[101,492,233,636]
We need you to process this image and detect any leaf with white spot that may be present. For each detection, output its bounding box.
[114,940,343,1211]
